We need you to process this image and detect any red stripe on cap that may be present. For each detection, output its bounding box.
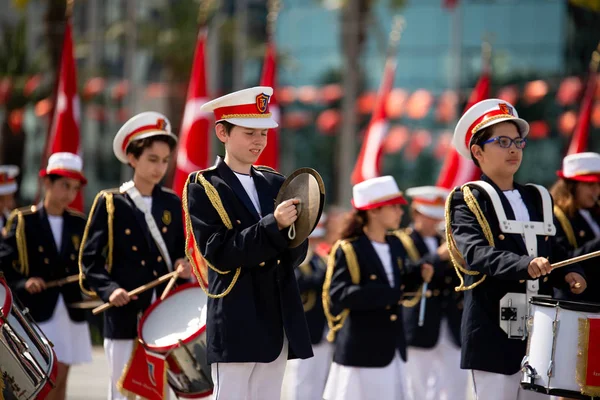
[0,174,15,184]
[214,103,270,120]
[465,109,510,149]
[122,119,168,152]
[413,197,446,207]
[351,195,408,211]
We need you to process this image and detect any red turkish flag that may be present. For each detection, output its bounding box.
[172,28,212,198]
[351,57,396,184]
[255,41,280,169]
[46,20,84,210]
[567,72,597,155]
[436,71,490,189]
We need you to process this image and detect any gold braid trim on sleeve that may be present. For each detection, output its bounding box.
[182,173,241,299]
[391,230,423,308]
[553,205,578,248]
[445,186,490,292]
[15,211,29,276]
[78,191,111,297]
[322,239,361,342]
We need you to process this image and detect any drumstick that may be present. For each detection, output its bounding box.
[160,271,180,300]
[551,249,600,270]
[92,271,178,315]
[45,274,80,289]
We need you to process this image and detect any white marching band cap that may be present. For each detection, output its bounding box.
[352,176,407,211]
[0,165,19,195]
[557,152,600,183]
[309,213,327,239]
[405,186,450,221]
[113,111,178,164]
[40,152,87,184]
[453,99,530,160]
[200,86,278,130]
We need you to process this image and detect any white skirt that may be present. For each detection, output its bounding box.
[323,353,406,400]
[37,294,93,365]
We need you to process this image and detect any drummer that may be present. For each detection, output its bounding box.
[2,152,92,400]
[550,152,600,303]
[445,99,587,399]
[183,86,313,399]
[79,112,191,400]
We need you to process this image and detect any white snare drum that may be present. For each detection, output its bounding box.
[0,275,57,400]
[139,283,212,398]
[521,296,600,399]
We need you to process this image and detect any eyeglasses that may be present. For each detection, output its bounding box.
[481,136,527,149]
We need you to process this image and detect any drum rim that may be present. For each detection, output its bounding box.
[36,348,59,399]
[530,296,600,313]
[138,282,206,353]
[0,277,13,325]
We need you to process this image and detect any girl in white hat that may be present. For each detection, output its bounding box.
[551,152,600,303]
[2,152,92,400]
[446,99,587,399]
[79,112,191,400]
[322,175,433,400]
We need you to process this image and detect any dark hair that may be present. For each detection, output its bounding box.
[126,135,177,159]
[217,121,235,134]
[469,120,521,168]
[340,210,368,239]
[46,174,66,183]
[550,178,583,218]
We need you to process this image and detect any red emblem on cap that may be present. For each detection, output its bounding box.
[498,103,514,116]
[157,118,167,130]
[256,94,269,114]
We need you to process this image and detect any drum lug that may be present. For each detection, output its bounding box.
[546,360,554,378]
[521,358,538,384]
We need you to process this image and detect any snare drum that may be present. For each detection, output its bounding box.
[0,276,57,400]
[139,283,212,398]
[521,296,600,399]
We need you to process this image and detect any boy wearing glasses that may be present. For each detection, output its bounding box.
[445,99,586,400]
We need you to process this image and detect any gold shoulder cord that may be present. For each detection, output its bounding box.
[6,209,30,277]
[553,205,577,248]
[445,185,494,291]
[78,191,114,296]
[182,172,241,298]
[322,239,361,342]
[391,230,423,308]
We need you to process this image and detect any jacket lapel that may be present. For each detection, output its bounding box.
[252,167,275,217]
[359,235,390,284]
[124,192,153,247]
[38,206,59,256]
[387,235,405,288]
[59,211,73,258]
[216,157,261,220]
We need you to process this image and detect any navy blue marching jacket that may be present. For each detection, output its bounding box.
[553,206,600,302]
[79,184,186,339]
[400,228,462,349]
[1,205,87,323]
[324,233,423,367]
[296,250,328,344]
[184,157,312,364]
[448,175,585,375]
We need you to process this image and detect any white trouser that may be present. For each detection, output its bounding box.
[281,340,333,400]
[104,339,175,400]
[405,321,467,400]
[470,370,547,400]
[211,338,289,400]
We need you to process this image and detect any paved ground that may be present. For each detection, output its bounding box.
[67,347,108,399]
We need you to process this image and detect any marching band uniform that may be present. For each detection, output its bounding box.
[2,153,92,366]
[0,165,19,232]
[323,176,427,400]
[552,152,600,303]
[79,112,186,400]
[282,216,333,400]
[446,99,586,400]
[401,186,466,400]
[184,87,312,400]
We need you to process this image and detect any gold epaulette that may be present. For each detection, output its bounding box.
[553,205,577,248]
[445,185,489,292]
[390,230,423,308]
[78,190,115,296]
[255,165,284,177]
[183,170,241,298]
[5,206,37,276]
[322,238,361,342]
[66,208,87,220]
